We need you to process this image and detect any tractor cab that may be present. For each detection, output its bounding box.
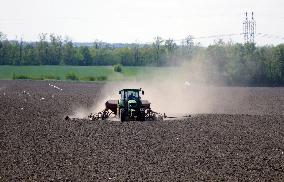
[119,89,143,101]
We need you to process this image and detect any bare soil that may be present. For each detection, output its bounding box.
[0,80,283,181]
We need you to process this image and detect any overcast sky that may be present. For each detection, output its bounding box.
[0,0,283,45]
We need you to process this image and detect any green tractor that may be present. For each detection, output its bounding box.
[88,88,162,121]
[117,88,147,121]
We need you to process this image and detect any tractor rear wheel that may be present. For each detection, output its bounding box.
[139,110,145,121]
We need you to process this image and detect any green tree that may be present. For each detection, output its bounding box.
[79,46,93,65]
[48,34,63,65]
[36,33,49,65]
[274,44,284,82]
[23,44,37,65]
[63,39,77,65]
[164,38,177,65]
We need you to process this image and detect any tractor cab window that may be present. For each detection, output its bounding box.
[120,90,124,100]
[125,90,139,100]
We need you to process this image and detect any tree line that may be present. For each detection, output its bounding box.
[0,32,283,85]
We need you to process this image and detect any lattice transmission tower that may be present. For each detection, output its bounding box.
[243,12,256,43]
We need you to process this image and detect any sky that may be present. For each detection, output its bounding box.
[0,0,283,45]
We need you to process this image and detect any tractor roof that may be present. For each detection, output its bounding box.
[120,88,142,92]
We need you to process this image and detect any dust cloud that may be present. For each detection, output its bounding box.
[72,56,246,118]
[88,58,226,117]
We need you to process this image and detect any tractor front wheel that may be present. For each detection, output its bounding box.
[120,109,126,122]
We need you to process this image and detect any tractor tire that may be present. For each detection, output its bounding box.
[139,111,145,121]
[120,109,126,122]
